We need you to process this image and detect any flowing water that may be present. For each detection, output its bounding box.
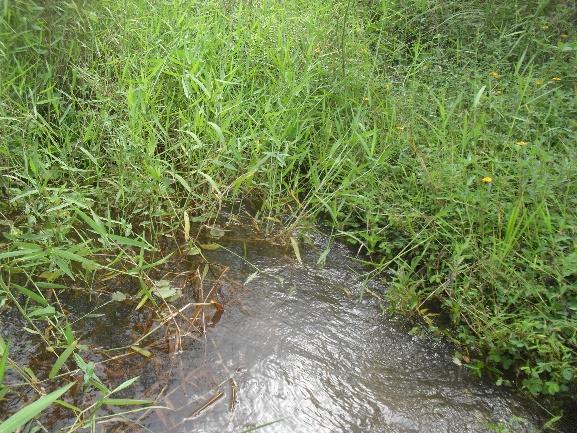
[1,227,564,432]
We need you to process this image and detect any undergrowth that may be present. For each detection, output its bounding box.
[0,0,576,429]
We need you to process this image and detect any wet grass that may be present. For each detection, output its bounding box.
[1,0,576,429]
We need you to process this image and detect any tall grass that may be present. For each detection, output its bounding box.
[1,0,576,426]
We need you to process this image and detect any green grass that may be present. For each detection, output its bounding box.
[1,0,576,427]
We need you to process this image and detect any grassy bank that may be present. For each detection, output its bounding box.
[1,0,576,427]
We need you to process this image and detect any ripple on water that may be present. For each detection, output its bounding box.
[135,237,544,433]
[0,233,550,433]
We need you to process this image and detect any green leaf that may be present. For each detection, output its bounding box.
[49,341,77,379]
[27,306,56,318]
[561,253,577,277]
[0,382,74,433]
[53,257,73,279]
[38,271,62,282]
[152,280,176,299]
[108,234,151,249]
[561,368,573,381]
[200,243,221,251]
[544,381,560,395]
[74,354,98,386]
[63,324,74,345]
[187,244,201,256]
[207,121,225,146]
[522,377,542,395]
[196,171,222,196]
[22,367,38,383]
[35,282,67,289]
[0,338,8,385]
[54,399,81,412]
[181,75,192,100]
[473,85,486,109]
[172,172,192,193]
[110,376,140,395]
[11,284,48,306]
[0,386,9,400]
[0,248,43,261]
[231,155,270,195]
[51,248,99,269]
[75,209,107,237]
[316,244,331,267]
[190,214,210,223]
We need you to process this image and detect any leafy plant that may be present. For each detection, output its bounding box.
[0,383,74,433]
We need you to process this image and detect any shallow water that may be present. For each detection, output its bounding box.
[0,230,556,432]
[124,233,545,433]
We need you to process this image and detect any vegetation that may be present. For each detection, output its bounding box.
[0,0,576,428]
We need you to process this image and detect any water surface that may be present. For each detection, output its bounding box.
[0,230,551,432]
[127,233,543,433]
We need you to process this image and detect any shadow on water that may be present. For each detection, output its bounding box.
[1,225,568,433]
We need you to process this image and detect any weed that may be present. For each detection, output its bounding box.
[1,0,576,428]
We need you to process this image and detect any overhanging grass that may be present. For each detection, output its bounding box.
[1,0,576,423]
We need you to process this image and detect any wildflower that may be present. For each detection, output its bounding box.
[396,125,405,131]
[489,71,500,79]
[535,79,544,86]
[363,97,369,102]
[516,140,529,146]
[482,176,493,184]
[551,77,562,81]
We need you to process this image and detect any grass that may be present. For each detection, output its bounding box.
[0,0,576,429]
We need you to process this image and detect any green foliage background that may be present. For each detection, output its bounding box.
[1,0,576,421]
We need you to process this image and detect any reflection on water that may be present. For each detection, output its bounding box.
[130,234,541,433]
[0,230,551,432]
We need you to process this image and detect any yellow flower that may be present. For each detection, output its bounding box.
[396,125,405,131]
[363,97,369,102]
[516,140,529,146]
[535,79,544,86]
[489,71,500,79]
[551,77,562,81]
[482,176,493,184]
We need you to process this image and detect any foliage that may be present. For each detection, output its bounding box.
[0,0,576,427]
[0,383,74,433]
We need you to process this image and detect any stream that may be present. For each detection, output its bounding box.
[1,228,565,432]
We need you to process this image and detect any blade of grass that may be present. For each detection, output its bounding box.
[0,382,75,433]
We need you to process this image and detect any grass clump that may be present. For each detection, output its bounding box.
[0,0,576,426]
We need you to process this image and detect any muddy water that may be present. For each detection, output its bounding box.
[1,231,549,432]
[119,233,543,433]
